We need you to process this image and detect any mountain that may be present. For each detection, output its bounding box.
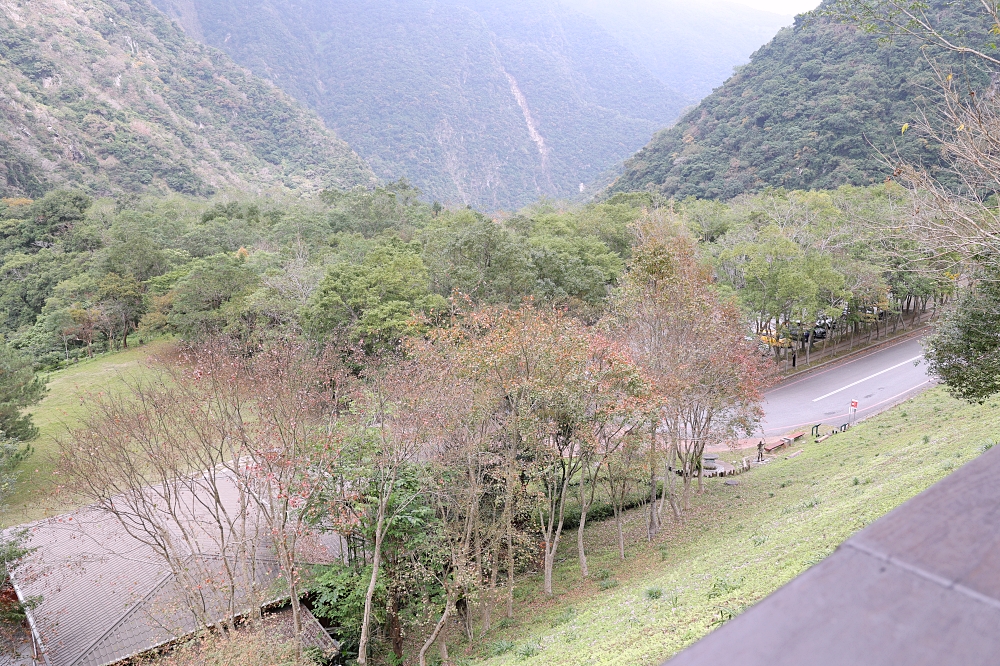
[559,0,793,100]
[0,0,375,199]
[608,2,990,200]
[150,0,691,210]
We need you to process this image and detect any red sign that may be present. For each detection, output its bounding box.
[850,400,859,409]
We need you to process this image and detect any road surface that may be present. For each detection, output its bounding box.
[760,334,933,437]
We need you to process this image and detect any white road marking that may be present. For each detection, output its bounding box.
[811,355,924,402]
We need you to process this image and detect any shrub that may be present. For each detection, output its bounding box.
[489,639,516,656]
[711,605,745,627]
[550,607,575,626]
[707,577,741,599]
[516,643,540,659]
[644,586,663,600]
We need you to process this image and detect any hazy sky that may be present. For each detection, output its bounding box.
[731,0,821,15]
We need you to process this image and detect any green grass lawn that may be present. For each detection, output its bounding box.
[5,339,175,526]
[458,386,1000,666]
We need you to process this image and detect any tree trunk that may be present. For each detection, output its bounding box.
[665,446,682,521]
[482,552,497,634]
[647,425,659,541]
[506,526,515,618]
[576,513,589,578]
[388,593,404,662]
[576,464,598,578]
[543,548,556,596]
[418,597,452,666]
[613,504,625,560]
[358,502,387,666]
[505,490,515,618]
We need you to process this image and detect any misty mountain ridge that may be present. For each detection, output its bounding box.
[152,0,709,210]
[560,0,794,99]
[0,0,801,208]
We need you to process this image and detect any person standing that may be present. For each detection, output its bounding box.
[757,439,765,462]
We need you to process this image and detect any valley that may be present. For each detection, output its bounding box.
[3,1,1000,665]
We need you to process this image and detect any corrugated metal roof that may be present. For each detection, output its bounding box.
[6,471,341,666]
[666,445,1000,665]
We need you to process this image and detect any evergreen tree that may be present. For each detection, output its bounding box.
[0,342,45,441]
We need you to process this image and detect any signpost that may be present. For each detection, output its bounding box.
[850,399,859,425]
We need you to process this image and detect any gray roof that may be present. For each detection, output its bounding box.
[666,445,1000,666]
[7,472,341,666]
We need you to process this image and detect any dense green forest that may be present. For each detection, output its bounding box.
[608,0,991,199]
[150,0,689,210]
[0,186,646,368]
[0,181,952,382]
[0,0,374,199]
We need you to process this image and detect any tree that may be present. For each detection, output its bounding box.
[305,238,448,350]
[925,257,1000,402]
[341,356,433,666]
[412,363,489,665]
[609,210,774,536]
[0,341,46,441]
[572,335,648,577]
[167,257,259,341]
[95,272,146,349]
[8,189,92,251]
[600,430,645,560]
[61,339,340,646]
[419,211,535,304]
[69,306,100,357]
[456,305,600,596]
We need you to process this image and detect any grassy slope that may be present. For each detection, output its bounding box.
[4,340,173,526]
[467,387,1000,665]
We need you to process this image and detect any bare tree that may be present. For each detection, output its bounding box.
[600,431,646,560]
[61,339,341,646]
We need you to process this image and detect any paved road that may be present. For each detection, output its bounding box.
[760,334,933,437]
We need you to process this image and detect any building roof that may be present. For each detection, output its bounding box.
[666,445,1000,666]
[7,471,341,666]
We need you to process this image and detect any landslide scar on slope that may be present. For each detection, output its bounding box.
[502,68,549,166]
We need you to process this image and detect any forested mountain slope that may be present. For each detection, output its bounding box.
[151,0,689,210]
[0,0,374,198]
[608,1,989,200]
